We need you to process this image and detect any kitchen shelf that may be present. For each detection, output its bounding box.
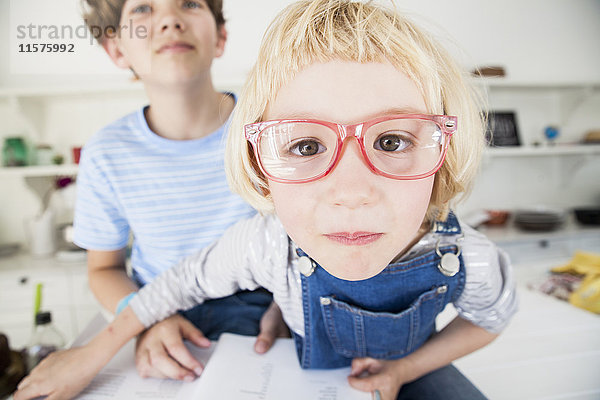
[478,213,600,245]
[0,81,145,99]
[471,78,600,91]
[485,144,600,157]
[1,79,596,99]
[0,78,245,99]
[0,164,78,178]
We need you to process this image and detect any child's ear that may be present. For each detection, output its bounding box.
[214,25,227,58]
[102,38,131,69]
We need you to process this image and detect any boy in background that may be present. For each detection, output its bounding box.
[74,0,287,383]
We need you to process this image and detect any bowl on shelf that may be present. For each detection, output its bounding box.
[574,208,600,226]
[483,210,510,226]
[514,207,567,231]
[582,130,600,144]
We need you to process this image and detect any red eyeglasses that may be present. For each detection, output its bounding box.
[245,114,457,184]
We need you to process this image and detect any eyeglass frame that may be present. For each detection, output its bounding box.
[244,113,457,184]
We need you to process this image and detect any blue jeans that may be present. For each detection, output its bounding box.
[180,289,272,341]
[397,364,487,400]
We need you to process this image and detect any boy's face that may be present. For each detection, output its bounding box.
[105,0,225,84]
[266,61,435,281]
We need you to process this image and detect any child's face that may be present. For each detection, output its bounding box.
[265,61,435,281]
[107,0,225,84]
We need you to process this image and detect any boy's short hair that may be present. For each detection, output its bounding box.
[81,0,226,44]
[226,0,485,221]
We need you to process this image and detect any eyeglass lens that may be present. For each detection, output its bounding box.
[258,118,444,181]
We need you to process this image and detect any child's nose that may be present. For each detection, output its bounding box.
[157,6,185,32]
[325,139,380,209]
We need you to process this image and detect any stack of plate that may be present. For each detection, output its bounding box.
[514,208,567,231]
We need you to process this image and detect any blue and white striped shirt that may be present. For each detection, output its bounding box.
[73,105,255,284]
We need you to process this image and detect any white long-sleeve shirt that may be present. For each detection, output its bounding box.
[130,213,518,336]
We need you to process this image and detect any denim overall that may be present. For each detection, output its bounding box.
[293,213,466,369]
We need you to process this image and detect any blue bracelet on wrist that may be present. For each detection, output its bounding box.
[115,292,136,315]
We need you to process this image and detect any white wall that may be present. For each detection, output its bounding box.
[460,153,600,213]
[4,0,599,88]
[0,0,130,87]
[214,0,600,84]
[1,0,600,244]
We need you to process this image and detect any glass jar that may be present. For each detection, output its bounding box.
[34,144,54,166]
[26,311,66,371]
[2,137,28,167]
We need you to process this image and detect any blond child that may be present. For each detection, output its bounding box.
[16,1,517,399]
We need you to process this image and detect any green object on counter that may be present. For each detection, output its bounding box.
[34,283,42,319]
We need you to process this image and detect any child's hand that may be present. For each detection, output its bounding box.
[14,345,104,400]
[254,302,290,354]
[347,357,408,400]
[135,314,211,380]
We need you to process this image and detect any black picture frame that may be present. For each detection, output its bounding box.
[485,111,520,147]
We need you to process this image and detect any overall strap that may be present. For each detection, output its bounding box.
[431,211,462,236]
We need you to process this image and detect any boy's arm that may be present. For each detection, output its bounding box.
[87,248,138,312]
[87,248,215,382]
[348,316,497,400]
[14,307,145,400]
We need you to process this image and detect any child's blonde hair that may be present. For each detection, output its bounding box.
[227,0,485,221]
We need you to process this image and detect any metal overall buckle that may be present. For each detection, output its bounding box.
[295,247,317,277]
[435,235,463,277]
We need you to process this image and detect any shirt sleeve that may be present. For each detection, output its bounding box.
[453,226,519,333]
[72,142,130,250]
[129,214,290,328]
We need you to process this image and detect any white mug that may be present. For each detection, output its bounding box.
[25,209,56,257]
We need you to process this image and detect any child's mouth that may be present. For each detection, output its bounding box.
[323,232,383,246]
[157,42,195,53]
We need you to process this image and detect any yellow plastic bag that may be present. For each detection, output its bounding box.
[551,251,600,314]
[551,251,600,276]
[569,273,600,314]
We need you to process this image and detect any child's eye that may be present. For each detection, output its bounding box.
[183,1,204,9]
[131,4,151,14]
[373,133,411,152]
[289,139,326,157]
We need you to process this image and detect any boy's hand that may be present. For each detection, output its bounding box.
[348,357,410,400]
[254,301,290,354]
[14,346,104,400]
[135,314,211,380]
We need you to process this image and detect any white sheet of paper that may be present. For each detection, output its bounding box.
[75,339,214,400]
[71,315,368,400]
[192,333,370,400]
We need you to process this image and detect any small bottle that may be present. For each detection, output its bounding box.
[26,311,66,371]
